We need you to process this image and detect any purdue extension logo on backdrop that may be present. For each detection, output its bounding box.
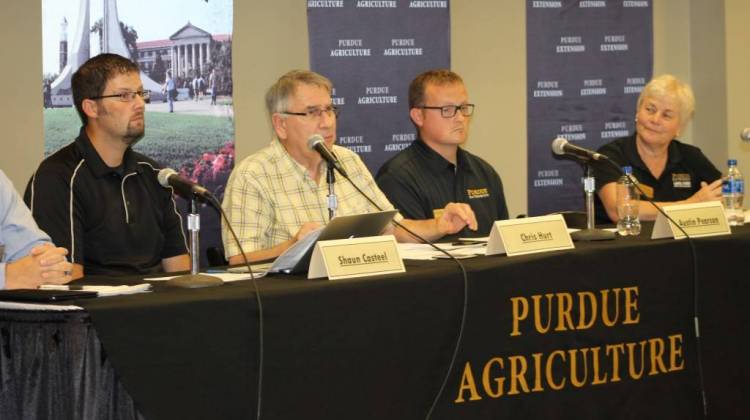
[601,121,629,139]
[556,36,585,53]
[559,124,586,141]
[533,80,563,98]
[624,77,645,94]
[601,34,629,52]
[580,79,606,97]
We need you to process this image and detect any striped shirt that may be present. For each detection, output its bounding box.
[222,139,397,257]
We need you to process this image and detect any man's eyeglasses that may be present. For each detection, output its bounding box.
[281,106,340,119]
[418,104,475,118]
[89,90,151,102]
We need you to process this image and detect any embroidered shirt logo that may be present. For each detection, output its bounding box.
[467,188,490,199]
[672,173,691,189]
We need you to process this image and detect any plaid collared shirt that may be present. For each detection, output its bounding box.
[222,140,397,257]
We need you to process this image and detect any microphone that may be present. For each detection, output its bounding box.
[157,168,213,202]
[741,128,750,142]
[307,134,348,177]
[551,137,609,161]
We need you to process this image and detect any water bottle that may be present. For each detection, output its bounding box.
[616,166,642,236]
[722,159,745,226]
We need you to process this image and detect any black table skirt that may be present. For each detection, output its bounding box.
[0,310,143,420]
[1,223,749,419]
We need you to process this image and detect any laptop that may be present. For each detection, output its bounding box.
[267,210,399,275]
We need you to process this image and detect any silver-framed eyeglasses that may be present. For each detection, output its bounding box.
[89,90,151,102]
[281,105,340,119]
[418,103,475,118]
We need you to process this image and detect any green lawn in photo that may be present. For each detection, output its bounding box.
[43,107,234,171]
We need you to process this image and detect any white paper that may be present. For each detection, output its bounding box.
[397,242,486,260]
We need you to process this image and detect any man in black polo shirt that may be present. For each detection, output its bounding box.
[25,54,189,278]
[376,69,508,238]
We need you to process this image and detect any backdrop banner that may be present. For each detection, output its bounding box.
[42,0,234,265]
[307,0,451,173]
[526,0,652,215]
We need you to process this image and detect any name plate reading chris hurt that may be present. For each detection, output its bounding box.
[486,214,574,257]
[651,201,730,239]
[308,235,405,280]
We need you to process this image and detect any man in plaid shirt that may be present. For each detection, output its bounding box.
[222,70,477,264]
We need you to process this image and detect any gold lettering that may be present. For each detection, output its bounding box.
[601,288,621,327]
[569,348,589,387]
[668,334,685,371]
[577,291,597,329]
[546,350,567,390]
[626,340,647,380]
[605,343,625,382]
[554,293,574,331]
[481,357,505,398]
[648,337,668,375]
[622,286,640,324]
[508,356,530,395]
[532,294,554,334]
[510,296,529,336]
[455,362,482,403]
[589,346,608,385]
[531,353,544,392]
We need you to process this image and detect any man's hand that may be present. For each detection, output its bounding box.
[294,222,322,242]
[5,244,73,289]
[689,179,723,203]
[436,202,478,236]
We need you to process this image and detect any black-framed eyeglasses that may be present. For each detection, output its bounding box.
[418,104,475,118]
[281,105,340,119]
[89,90,151,102]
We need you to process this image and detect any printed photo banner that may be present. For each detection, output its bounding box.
[42,0,234,264]
[307,0,451,173]
[526,0,652,215]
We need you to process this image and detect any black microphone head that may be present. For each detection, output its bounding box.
[551,137,568,155]
[157,168,178,188]
[307,134,325,150]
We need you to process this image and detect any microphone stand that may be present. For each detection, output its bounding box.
[167,197,223,288]
[326,161,337,221]
[570,163,615,241]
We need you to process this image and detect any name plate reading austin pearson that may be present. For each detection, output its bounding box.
[486,214,574,257]
[308,235,405,280]
[652,201,730,239]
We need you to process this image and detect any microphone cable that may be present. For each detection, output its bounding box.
[337,172,469,420]
[605,160,708,418]
[206,195,265,420]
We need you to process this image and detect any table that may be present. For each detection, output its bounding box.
[2,224,748,419]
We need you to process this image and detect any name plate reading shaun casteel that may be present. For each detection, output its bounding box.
[651,201,730,239]
[308,235,405,280]
[486,214,574,257]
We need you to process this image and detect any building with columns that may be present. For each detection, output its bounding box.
[136,22,230,81]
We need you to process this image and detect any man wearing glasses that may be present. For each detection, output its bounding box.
[222,70,477,264]
[376,69,509,239]
[25,54,190,278]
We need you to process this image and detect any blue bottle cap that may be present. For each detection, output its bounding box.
[728,159,738,166]
[622,166,633,174]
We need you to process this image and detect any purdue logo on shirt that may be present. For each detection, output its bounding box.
[467,188,490,199]
[672,173,692,189]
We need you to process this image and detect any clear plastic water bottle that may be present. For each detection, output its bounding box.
[616,166,641,236]
[722,159,745,226]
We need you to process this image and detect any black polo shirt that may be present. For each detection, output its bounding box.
[24,127,188,276]
[376,139,509,239]
[592,134,722,223]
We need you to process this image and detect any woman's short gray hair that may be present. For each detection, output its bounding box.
[637,74,696,128]
[265,70,333,116]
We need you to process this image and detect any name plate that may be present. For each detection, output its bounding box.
[308,235,405,280]
[486,214,574,256]
[651,201,731,239]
